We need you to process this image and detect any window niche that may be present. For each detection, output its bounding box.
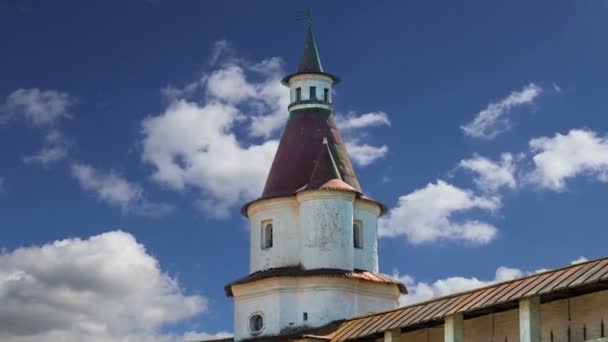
[353,220,363,249]
[262,221,273,249]
[309,86,317,100]
[296,87,302,101]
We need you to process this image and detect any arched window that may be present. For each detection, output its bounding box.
[353,221,363,249]
[323,88,329,102]
[262,221,273,249]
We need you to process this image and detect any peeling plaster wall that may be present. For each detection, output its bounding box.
[232,277,399,341]
[298,191,355,270]
[354,200,381,272]
[249,197,300,272]
[248,191,381,272]
[242,190,389,341]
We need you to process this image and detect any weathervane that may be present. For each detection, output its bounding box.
[296,8,312,24]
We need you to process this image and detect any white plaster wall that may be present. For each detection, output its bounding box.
[353,199,381,272]
[297,191,355,270]
[247,193,382,273]
[248,197,299,272]
[289,74,333,103]
[232,277,399,341]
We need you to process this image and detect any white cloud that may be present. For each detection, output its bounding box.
[461,83,542,139]
[0,88,74,126]
[71,163,174,217]
[379,180,500,244]
[162,52,289,139]
[526,129,608,190]
[0,231,207,342]
[23,129,69,166]
[141,100,278,218]
[458,153,516,192]
[345,141,388,166]
[571,256,588,264]
[336,111,390,131]
[183,331,233,341]
[336,111,391,167]
[145,43,393,217]
[395,266,524,306]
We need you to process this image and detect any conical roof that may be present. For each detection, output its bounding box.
[261,108,362,199]
[297,24,323,73]
[281,25,339,85]
[307,138,342,188]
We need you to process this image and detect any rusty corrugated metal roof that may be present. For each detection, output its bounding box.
[225,266,407,297]
[315,256,608,341]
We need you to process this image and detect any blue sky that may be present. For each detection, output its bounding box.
[1,0,608,340]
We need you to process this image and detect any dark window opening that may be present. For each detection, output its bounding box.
[262,222,273,249]
[303,312,308,321]
[296,87,301,101]
[324,88,329,102]
[309,86,316,100]
[353,222,363,249]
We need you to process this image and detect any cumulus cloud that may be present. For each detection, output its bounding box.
[71,163,174,217]
[336,111,390,131]
[461,83,542,139]
[1,88,75,166]
[345,141,388,166]
[395,266,524,306]
[336,111,391,166]
[379,180,500,244]
[183,331,233,341]
[146,42,393,217]
[23,129,69,166]
[571,256,588,264]
[141,100,278,218]
[0,88,74,126]
[458,153,517,192]
[526,129,608,190]
[0,231,208,342]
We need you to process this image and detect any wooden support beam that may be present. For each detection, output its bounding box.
[384,328,401,342]
[520,296,541,342]
[444,313,464,342]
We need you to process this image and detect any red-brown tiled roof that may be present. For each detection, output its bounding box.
[318,256,608,341]
[225,266,407,297]
[241,108,367,216]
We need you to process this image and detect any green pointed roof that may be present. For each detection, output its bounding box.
[281,24,339,85]
[298,24,323,73]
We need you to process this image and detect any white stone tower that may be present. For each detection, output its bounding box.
[225,24,406,341]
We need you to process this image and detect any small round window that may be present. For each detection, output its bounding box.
[249,313,264,334]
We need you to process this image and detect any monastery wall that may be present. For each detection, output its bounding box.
[380,290,608,342]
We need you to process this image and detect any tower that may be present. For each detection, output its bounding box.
[225,24,406,341]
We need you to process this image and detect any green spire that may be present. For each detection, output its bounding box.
[297,24,323,73]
